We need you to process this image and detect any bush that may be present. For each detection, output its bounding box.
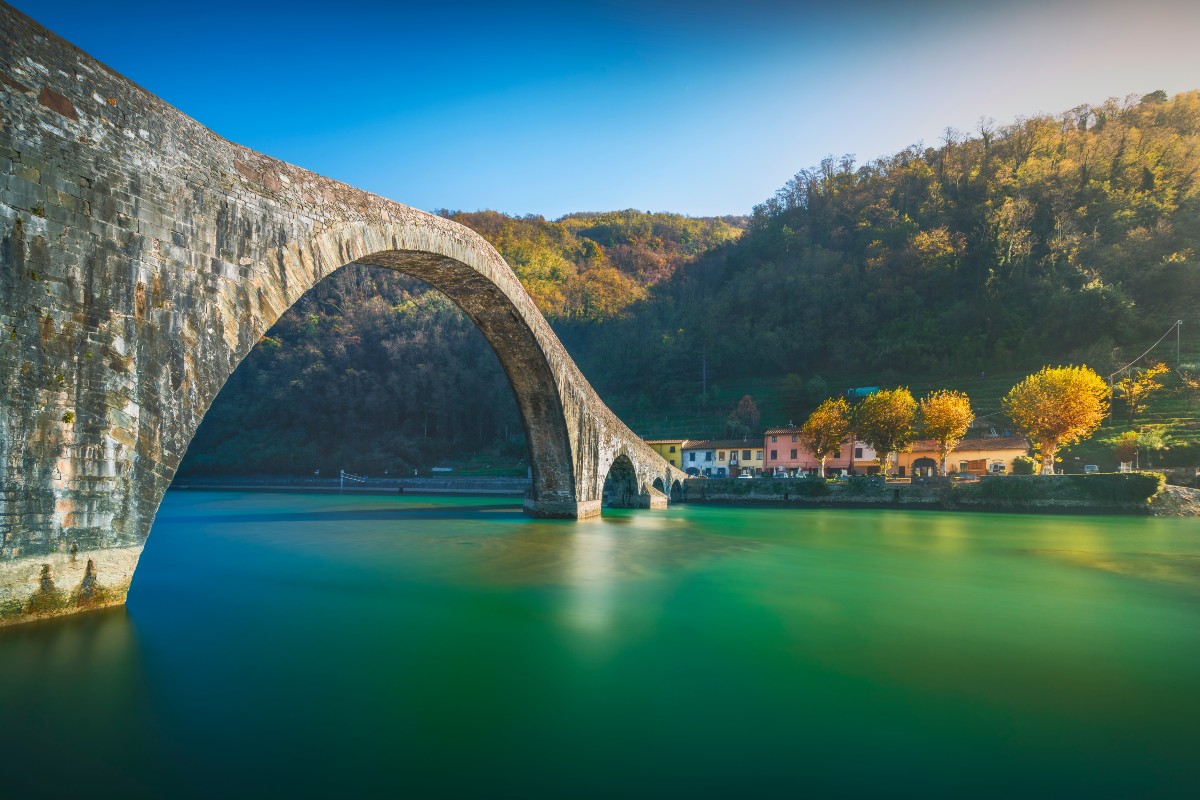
[1012,455,1039,475]
[960,472,1164,504]
[1062,472,1165,502]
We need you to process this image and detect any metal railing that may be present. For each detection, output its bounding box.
[339,469,367,493]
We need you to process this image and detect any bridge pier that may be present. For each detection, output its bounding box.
[0,5,686,627]
[523,495,603,520]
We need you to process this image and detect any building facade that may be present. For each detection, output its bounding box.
[763,428,878,476]
[684,439,765,476]
[681,442,716,476]
[896,436,1030,477]
[643,439,688,470]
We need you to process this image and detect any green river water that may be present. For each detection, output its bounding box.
[1,491,1197,798]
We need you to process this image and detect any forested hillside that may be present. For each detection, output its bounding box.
[180,90,1200,476]
[574,90,1200,409]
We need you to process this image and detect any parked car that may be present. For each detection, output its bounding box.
[1083,464,1100,474]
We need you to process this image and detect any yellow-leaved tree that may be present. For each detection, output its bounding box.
[854,388,917,476]
[1002,366,1110,474]
[1114,362,1170,425]
[799,397,851,475]
[919,390,974,475]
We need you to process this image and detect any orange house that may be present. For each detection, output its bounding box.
[896,436,1030,477]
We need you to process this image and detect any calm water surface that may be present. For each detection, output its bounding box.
[2,491,1198,797]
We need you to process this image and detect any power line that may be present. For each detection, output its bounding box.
[1107,320,1183,381]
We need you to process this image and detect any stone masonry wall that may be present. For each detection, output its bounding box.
[0,3,685,627]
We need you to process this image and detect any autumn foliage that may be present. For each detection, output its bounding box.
[919,390,975,475]
[1114,362,1170,424]
[799,398,851,473]
[1002,366,1110,473]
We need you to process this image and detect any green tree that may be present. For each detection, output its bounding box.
[1012,455,1039,475]
[854,388,917,476]
[1109,427,1171,469]
[1002,366,1110,474]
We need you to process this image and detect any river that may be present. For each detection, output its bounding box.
[1,491,1197,798]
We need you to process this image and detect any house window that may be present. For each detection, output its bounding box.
[959,461,969,473]
[791,449,798,459]
[743,450,751,460]
[718,451,725,461]
[771,436,777,443]
[689,452,696,462]
[833,450,841,459]
[771,450,777,460]
[669,445,676,453]
[756,450,763,460]
[855,448,863,458]
[705,451,713,462]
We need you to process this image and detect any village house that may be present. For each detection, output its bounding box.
[643,439,688,470]
[682,439,764,476]
[763,428,878,476]
[895,436,1030,477]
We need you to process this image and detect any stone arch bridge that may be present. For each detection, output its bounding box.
[0,4,686,627]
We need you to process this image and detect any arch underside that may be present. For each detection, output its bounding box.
[355,250,576,515]
[0,1,687,628]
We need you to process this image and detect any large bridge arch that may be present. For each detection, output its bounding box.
[0,4,687,627]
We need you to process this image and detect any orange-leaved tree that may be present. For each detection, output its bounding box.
[919,390,974,476]
[1002,366,1110,474]
[1114,362,1170,424]
[799,397,851,475]
[854,388,917,476]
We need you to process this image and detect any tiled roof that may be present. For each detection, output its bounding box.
[643,438,689,445]
[764,427,802,435]
[684,439,763,450]
[910,436,1029,453]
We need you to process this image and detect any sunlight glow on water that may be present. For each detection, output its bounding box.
[1,492,1197,798]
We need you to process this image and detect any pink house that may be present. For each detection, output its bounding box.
[763,428,878,476]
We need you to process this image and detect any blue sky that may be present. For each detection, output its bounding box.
[12,0,1200,217]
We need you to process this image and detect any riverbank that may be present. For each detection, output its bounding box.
[683,473,1199,516]
[171,475,531,497]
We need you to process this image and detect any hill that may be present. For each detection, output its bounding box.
[570,90,1200,404]
[179,91,1200,477]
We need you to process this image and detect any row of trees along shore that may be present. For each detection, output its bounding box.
[796,365,1116,476]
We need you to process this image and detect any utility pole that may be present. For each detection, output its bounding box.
[1178,320,1184,367]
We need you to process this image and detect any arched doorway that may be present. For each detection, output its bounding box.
[912,457,939,477]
